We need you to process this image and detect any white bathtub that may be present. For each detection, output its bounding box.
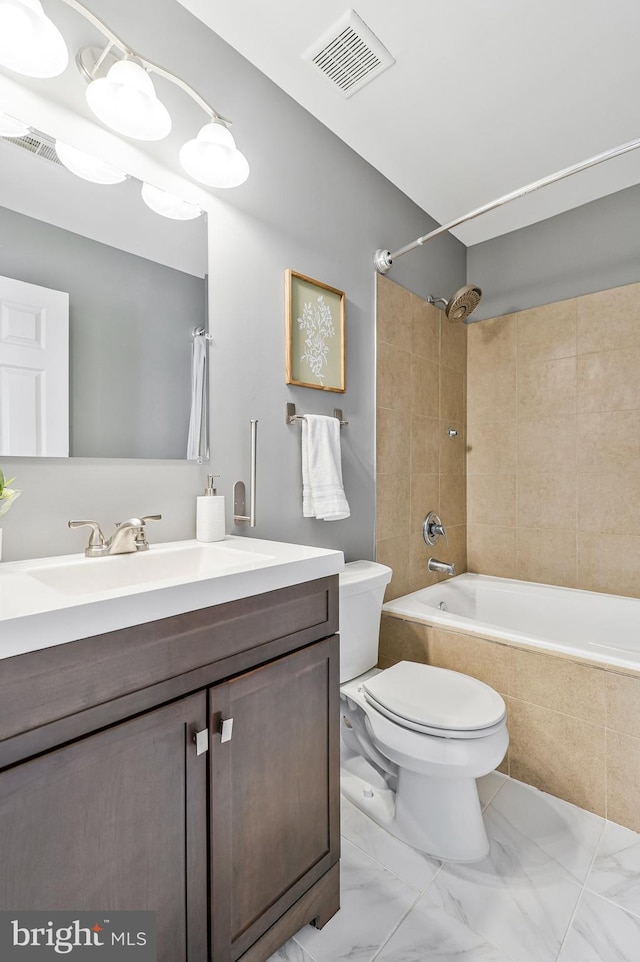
[382,573,640,672]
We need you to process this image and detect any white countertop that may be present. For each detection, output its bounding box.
[0,536,344,660]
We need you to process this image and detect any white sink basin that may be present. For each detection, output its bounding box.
[0,536,345,660]
[27,540,275,596]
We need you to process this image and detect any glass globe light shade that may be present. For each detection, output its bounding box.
[0,111,29,137]
[141,182,201,220]
[55,142,127,185]
[0,0,68,78]
[179,122,249,188]
[86,59,171,141]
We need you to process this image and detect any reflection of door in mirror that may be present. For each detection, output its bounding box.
[0,275,69,456]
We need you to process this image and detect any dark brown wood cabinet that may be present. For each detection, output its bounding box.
[0,576,340,962]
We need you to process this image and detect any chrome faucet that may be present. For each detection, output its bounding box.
[69,515,161,557]
[428,557,456,577]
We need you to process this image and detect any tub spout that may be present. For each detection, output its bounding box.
[428,557,456,576]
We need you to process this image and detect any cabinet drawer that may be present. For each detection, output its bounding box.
[0,576,338,764]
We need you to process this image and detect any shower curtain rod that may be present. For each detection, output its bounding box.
[373,136,640,273]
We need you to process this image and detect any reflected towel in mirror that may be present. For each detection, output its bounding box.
[187,332,207,460]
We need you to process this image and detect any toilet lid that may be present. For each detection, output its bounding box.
[362,661,506,732]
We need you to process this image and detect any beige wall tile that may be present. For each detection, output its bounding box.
[578,347,640,414]
[441,522,467,577]
[440,420,466,475]
[606,671,640,737]
[517,474,577,529]
[411,295,440,359]
[607,731,640,832]
[377,472,410,506]
[376,535,411,601]
[510,648,606,724]
[377,275,413,351]
[516,301,577,363]
[467,420,517,475]
[517,415,577,475]
[411,355,439,417]
[467,474,516,526]
[410,415,440,475]
[508,699,606,816]
[429,629,511,694]
[378,614,431,669]
[577,474,640,536]
[577,532,640,598]
[439,473,466,526]
[577,282,640,355]
[517,528,577,588]
[467,524,517,578]
[467,314,517,423]
[377,406,411,475]
[440,314,467,374]
[517,357,577,419]
[440,367,465,422]
[410,531,440,591]
[378,341,412,412]
[410,473,440,530]
[577,410,640,474]
[377,495,410,542]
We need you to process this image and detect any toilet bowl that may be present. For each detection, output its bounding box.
[339,561,508,862]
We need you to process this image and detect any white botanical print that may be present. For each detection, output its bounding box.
[297,294,335,383]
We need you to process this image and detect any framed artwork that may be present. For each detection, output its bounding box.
[285,269,346,392]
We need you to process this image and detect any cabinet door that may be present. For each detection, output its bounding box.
[0,692,208,962]
[210,636,340,962]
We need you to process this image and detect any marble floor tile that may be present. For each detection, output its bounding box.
[266,940,316,962]
[487,777,605,883]
[477,770,507,810]
[292,838,418,962]
[427,799,583,962]
[585,819,640,917]
[374,892,515,962]
[341,799,441,892]
[558,889,640,962]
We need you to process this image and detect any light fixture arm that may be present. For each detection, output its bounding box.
[59,0,231,125]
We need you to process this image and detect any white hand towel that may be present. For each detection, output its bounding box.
[301,414,350,521]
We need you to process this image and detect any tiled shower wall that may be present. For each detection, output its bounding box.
[466,280,640,598]
[375,276,467,600]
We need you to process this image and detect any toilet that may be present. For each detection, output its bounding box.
[339,560,508,862]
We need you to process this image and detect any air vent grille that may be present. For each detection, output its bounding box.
[303,10,395,98]
[4,132,61,166]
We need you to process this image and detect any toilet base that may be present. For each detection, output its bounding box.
[341,757,490,862]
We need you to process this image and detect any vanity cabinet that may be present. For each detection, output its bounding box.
[0,575,340,962]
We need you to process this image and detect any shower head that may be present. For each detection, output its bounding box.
[427,284,482,322]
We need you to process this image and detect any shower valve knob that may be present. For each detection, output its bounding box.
[423,511,448,546]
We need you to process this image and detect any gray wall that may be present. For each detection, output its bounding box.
[468,184,640,320]
[0,0,465,562]
[0,206,206,459]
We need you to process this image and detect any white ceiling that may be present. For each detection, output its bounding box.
[179,0,640,246]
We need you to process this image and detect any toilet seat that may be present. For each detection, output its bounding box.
[362,661,506,739]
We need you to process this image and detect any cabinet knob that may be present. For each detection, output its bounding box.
[220,718,234,743]
[193,728,209,755]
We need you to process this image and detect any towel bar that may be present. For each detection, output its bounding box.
[286,402,348,426]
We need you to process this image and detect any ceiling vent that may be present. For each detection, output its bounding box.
[3,131,61,166]
[303,9,395,98]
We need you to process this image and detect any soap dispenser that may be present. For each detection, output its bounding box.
[197,474,225,542]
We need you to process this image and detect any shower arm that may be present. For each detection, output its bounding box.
[373,135,640,273]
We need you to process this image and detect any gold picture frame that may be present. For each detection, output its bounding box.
[285,269,346,392]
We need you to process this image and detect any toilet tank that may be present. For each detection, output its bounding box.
[339,561,393,683]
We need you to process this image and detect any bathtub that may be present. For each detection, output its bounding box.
[382,573,640,672]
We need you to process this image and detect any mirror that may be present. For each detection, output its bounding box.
[0,123,208,460]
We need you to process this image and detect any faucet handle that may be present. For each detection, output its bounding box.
[68,520,108,557]
[140,514,162,524]
[423,511,448,547]
[135,514,162,550]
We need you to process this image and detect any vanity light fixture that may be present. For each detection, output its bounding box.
[0,0,68,78]
[0,0,250,187]
[55,140,127,184]
[140,182,201,220]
